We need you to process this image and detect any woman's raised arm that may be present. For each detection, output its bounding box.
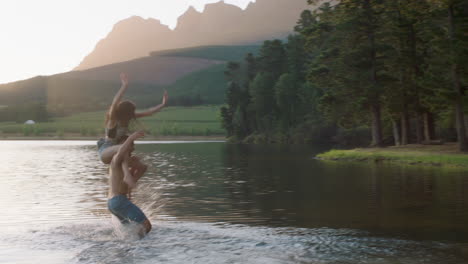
[107,73,129,123]
[135,90,168,118]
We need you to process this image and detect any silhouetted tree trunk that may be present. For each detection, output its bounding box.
[415,111,424,144]
[392,118,401,146]
[363,0,383,147]
[370,104,383,147]
[465,115,468,139]
[423,112,434,141]
[448,4,467,151]
[401,109,410,145]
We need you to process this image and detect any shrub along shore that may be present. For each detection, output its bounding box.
[316,143,468,169]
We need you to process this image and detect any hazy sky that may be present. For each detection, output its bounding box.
[0,0,254,84]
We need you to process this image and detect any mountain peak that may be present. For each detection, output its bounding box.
[114,16,167,28]
[75,0,316,70]
[203,1,242,12]
[182,6,200,16]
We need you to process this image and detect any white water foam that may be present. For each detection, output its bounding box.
[1,218,465,264]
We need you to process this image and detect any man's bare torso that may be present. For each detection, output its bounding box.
[108,165,129,198]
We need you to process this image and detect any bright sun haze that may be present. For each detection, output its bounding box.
[0,0,253,85]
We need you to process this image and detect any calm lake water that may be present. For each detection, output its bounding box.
[0,140,467,263]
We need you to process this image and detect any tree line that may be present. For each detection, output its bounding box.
[221,0,468,150]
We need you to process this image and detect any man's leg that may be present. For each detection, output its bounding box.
[142,219,152,235]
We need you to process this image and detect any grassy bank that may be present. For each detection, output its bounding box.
[0,105,225,138]
[316,143,468,168]
[0,134,225,141]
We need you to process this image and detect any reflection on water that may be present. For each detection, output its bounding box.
[139,143,468,240]
[0,141,467,263]
[0,141,108,229]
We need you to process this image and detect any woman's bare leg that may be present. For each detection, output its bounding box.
[100,144,122,164]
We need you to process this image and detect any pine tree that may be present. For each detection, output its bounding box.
[426,0,468,151]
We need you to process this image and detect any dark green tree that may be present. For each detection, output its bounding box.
[426,0,468,151]
[257,40,287,80]
[274,73,298,130]
[249,73,277,132]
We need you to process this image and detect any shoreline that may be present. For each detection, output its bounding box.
[0,134,226,141]
[316,143,468,169]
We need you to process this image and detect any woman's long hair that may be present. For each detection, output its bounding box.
[104,100,146,139]
[105,100,136,126]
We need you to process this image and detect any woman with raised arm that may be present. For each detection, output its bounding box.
[97,73,168,186]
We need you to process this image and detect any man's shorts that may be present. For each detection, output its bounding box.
[108,195,148,224]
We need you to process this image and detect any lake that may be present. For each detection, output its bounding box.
[0,140,467,263]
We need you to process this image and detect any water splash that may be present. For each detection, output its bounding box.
[1,217,466,264]
[4,221,463,264]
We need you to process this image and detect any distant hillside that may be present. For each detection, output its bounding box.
[57,45,259,85]
[59,54,223,86]
[151,45,260,62]
[75,0,314,70]
[167,64,227,105]
[0,76,165,116]
[0,45,259,117]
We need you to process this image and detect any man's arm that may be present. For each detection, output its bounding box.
[135,90,168,118]
[113,130,144,164]
[123,158,136,188]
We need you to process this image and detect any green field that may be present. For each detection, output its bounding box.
[0,105,225,137]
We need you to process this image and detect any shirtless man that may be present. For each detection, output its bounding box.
[107,130,152,236]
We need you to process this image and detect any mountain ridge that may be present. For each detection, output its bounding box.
[75,0,311,70]
[0,45,260,116]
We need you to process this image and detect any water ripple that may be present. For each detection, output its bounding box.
[0,141,467,263]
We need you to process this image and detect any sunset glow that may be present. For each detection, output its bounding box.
[0,0,253,84]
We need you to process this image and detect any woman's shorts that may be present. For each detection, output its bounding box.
[108,195,147,224]
[97,138,116,160]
